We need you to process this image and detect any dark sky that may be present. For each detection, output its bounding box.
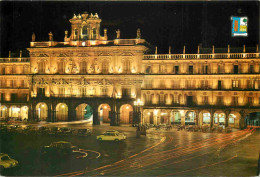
[0,1,259,57]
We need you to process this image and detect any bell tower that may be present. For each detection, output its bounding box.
[69,12,101,41]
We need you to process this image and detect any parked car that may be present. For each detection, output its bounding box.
[76,129,91,136]
[0,153,18,169]
[49,127,60,135]
[41,141,79,155]
[97,131,126,142]
[58,127,74,135]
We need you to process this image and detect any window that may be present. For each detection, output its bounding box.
[122,88,131,97]
[102,61,109,74]
[80,61,87,73]
[147,94,152,105]
[159,94,165,105]
[59,87,65,96]
[218,80,222,90]
[37,88,45,97]
[232,80,239,89]
[101,87,107,96]
[248,97,253,106]
[80,87,87,96]
[189,65,193,74]
[201,80,208,89]
[186,80,192,89]
[233,65,239,74]
[203,96,208,104]
[218,64,224,74]
[203,65,208,74]
[123,60,131,73]
[249,65,254,74]
[186,96,193,106]
[172,80,180,89]
[74,29,78,39]
[159,64,166,73]
[11,93,18,101]
[38,61,45,73]
[247,80,254,89]
[174,65,179,74]
[93,28,97,40]
[58,61,65,73]
[82,26,88,35]
[232,97,238,106]
[217,96,223,105]
[146,66,151,74]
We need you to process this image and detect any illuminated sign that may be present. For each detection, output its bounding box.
[231,16,248,37]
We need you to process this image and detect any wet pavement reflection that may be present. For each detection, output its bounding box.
[0,123,259,176]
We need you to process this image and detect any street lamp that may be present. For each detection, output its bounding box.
[133,99,144,125]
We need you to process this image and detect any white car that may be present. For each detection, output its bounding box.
[97,131,126,142]
[0,153,19,169]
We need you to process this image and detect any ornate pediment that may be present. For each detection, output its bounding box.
[120,52,134,56]
[57,53,69,57]
[38,53,49,57]
[77,53,89,57]
[98,52,111,56]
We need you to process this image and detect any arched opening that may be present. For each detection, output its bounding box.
[120,104,133,124]
[199,110,211,126]
[185,111,196,125]
[56,103,68,121]
[36,102,48,121]
[20,106,28,121]
[0,105,8,120]
[213,112,226,126]
[245,112,259,127]
[9,106,20,119]
[98,104,111,123]
[75,103,93,123]
[160,110,169,124]
[170,111,181,125]
[228,111,241,128]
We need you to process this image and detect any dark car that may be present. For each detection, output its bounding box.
[58,127,74,135]
[38,126,49,134]
[49,127,60,135]
[41,141,79,155]
[76,129,91,136]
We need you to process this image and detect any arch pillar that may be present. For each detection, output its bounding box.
[93,104,100,125]
[195,110,199,126]
[224,109,231,127]
[180,110,187,126]
[210,109,214,128]
[68,101,76,121]
[47,103,52,122]
[28,104,33,121]
[239,110,246,129]
[109,100,118,126]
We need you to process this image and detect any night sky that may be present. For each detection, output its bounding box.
[0,1,259,57]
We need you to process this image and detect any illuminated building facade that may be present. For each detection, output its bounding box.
[0,12,259,128]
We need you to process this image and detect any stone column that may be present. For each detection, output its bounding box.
[92,106,100,125]
[210,109,214,128]
[47,103,52,122]
[195,110,199,126]
[239,110,246,129]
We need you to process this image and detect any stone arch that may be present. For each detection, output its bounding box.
[36,102,48,121]
[98,103,111,123]
[185,111,196,125]
[228,111,241,128]
[9,105,20,119]
[56,103,68,121]
[170,110,181,125]
[75,103,93,122]
[160,109,170,124]
[120,104,133,124]
[0,105,8,119]
[199,110,211,126]
[213,110,226,126]
[20,106,28,120]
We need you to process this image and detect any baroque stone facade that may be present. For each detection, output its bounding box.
[0,12,259,128]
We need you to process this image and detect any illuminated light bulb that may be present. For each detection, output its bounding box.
[41,104,45,108]
[104,105,107,109]
[126,106,129,110]
[61,104,65,108]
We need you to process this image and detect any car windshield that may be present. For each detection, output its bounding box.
[1,155,10,161]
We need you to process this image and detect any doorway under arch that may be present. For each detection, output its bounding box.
[76,103,93,123]
[56,103,68,121]
[0,105,8,119]
[185,111,196,125]
[98,104,111,123]
[120,104,133,124]
[36,102,48,121]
